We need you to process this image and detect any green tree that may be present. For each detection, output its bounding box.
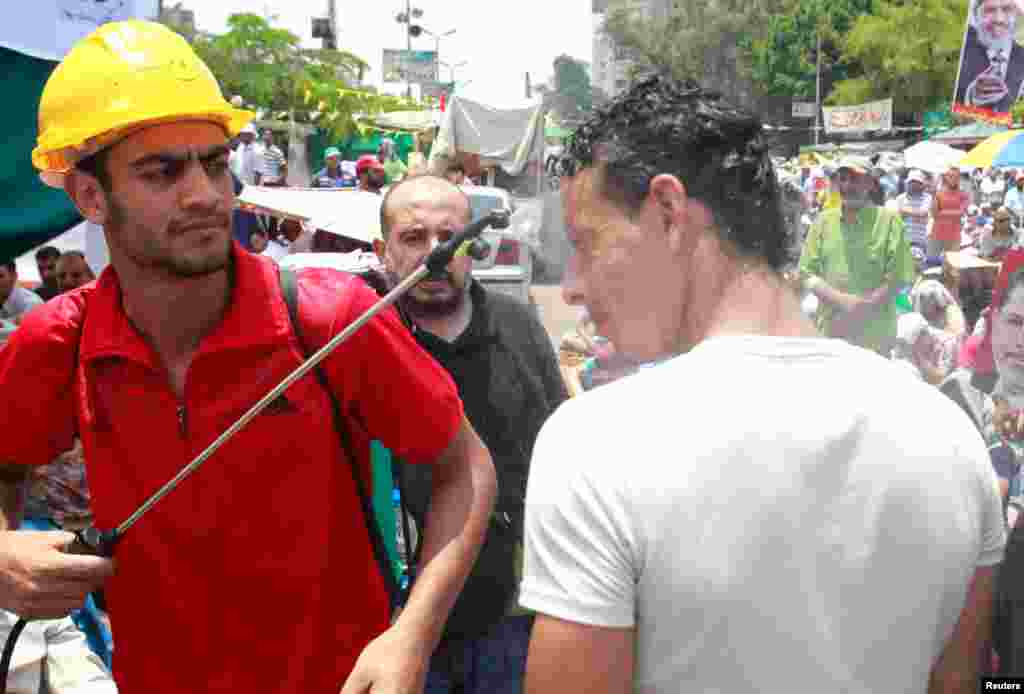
[745,0,874,98]
[163,13,422,140]
[549,55,594,123]
[601,0,788,99]
[828,0,968,115]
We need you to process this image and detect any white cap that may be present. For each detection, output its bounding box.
[907,169,926,184]
[240,123,258,135]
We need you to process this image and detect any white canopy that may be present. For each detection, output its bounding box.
[236,187,383,244]
[902,141,965,174]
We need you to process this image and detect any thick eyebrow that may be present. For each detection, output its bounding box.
[130,144,231,169]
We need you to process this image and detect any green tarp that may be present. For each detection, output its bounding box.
[1,46,81,264]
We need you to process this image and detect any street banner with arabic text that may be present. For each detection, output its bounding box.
[822,98,893,134]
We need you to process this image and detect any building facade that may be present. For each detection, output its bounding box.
[591,0,671,98]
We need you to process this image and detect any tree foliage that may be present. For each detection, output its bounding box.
[161,13,424,140]
[745,0,874,98]
[600,0,789,91]
[828,0,967,115]
[548,55,594,123]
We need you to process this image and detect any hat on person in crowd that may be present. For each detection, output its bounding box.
[324,146,341,160]
[907,169,926,184]
[32,20,253,188]
[356,155,385,175]
[240,123,258,136]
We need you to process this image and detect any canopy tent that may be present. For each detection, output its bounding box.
[931,121,1008,148]
[902,140,965,174]
[428,94,546,194]
[358,109,441,132]
[236,186,383,245]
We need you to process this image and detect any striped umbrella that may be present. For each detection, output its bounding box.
[959,129,1024,168]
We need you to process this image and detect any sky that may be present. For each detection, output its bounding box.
[182,0,593,106]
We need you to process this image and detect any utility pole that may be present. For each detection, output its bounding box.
[406,0,413,99]
[327,0,337,50]
[814,29,822,146]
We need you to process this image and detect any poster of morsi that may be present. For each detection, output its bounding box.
[952,0,1024,125]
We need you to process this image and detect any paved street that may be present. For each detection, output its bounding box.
[532,282,580,349]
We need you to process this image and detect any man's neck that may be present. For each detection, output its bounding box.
[114,258,232,364]
[699,267,819,346]
[842,204,866,224]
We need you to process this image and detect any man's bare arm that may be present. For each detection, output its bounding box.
[929,566,997,694]
[526,615,634,694]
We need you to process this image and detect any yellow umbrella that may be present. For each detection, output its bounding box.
[959,129,1024,168]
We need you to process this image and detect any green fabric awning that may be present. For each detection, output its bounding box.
[1,46,81,264]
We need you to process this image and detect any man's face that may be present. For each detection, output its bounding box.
[262,131,274,147]
[55,255,94,293]
[978,0,1017,43]
[945,169,961,189]
[446,170,465,186]
[560,168,688,362]
[239,132,255,146]
[36,256,57,286]
[380,179,472,317]
[994,285,1024,381]
[88,121,235,278]
[837,168,872,208]
[909,180,924,195]
[0,267,15,305]
[995,211,1014,237]
[326,155,339,171]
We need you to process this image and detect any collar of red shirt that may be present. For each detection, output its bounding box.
[79,241,292,368]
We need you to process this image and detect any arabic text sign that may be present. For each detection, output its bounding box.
[382,49,437,84]
[822,98,892,134]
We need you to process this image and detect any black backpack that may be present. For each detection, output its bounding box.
[277,267,409,612]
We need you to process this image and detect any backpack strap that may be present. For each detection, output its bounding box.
[278,266,405,610]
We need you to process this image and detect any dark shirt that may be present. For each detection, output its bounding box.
[34,284,59,301]
[400,281,568,519]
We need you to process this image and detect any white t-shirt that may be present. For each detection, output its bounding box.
[521,335,1005,694]
[0,286,43,324]
[230,142,263,186]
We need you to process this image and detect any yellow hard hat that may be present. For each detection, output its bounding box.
[33,20,253,187]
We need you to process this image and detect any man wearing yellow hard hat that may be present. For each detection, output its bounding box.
[0,20,495,694]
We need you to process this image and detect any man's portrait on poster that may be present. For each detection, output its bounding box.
[956,0,1024,115]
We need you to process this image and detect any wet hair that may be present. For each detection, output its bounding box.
[379,174,472,239]
[35,246,60,262]
[74,148,113,191]
[555,74,791,270]
[58,250,87,263]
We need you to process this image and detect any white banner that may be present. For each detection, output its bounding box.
[0,0,157,61]
[822,98,893,134]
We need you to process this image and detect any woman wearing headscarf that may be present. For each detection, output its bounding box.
[912,278,967,337]
[892,311,960,385]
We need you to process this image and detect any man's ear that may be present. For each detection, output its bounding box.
[372,238,386,262]
[647,174,693,255]
[64,170,110,226]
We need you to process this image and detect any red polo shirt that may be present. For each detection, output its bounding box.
[0,244,462,693]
